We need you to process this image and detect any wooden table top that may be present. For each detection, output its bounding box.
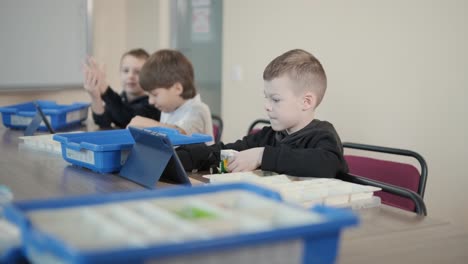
[1,126,467,263]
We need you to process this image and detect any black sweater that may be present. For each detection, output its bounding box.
[176,119,348,178]
[92,87,161,128]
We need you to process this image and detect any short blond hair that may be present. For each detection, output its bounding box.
[263,49,327,106]
[120,48,149,62]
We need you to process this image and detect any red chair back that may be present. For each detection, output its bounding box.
[212,125,220,142]
[249,128,262,135]
[211,115,223,143]
[345,155,421,212]
[247,119,270,135]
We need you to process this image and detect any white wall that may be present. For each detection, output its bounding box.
[222,0,468,230]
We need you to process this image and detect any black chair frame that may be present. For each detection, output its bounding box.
[339,173,427,216]
[343,142,428,198]
[247,119,270,135]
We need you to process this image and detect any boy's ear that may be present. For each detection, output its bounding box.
[172,82,183,95]
[302,92,318,111]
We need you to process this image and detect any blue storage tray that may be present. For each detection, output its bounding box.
[0,100,90,131]
[4,183,359,264]
[53,127,212,173]
[141,126,213,145]
[0,247,28,264]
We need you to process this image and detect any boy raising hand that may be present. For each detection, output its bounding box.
[83,49,161,129]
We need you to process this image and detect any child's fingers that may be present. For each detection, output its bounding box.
[227,157,238,172]
[88,71,98,89]
[96,73,105,90]
[86,57,106,79]
[88,57,99,71]
[83,62,97,78]
[86,64,102,82]
[85,56,93,68]
[84,69,93,89]
[82,61,89,72]
[89,56,96,65]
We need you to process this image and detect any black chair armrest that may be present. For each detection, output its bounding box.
[338,173,427,216]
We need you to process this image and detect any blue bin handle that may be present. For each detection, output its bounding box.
[17,111,36,117]
[65,142,82,151]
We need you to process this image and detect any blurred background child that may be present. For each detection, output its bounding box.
[83,48,160,129]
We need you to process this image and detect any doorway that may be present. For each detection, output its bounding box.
[170,0,223,116]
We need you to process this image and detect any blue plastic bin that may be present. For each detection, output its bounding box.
[0,100,89,131]
[0,247,28,264]
[4,183,358,264]
[53,127,212,173]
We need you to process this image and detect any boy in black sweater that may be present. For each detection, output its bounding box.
[176,49,347,178]
[83,49,160,129]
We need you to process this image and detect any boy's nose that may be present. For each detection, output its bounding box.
[264,103,272,112]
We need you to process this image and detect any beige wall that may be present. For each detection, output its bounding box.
[222,0,468,230]
[2,0,467,231]
[92,0,170,93]
[91,0,127,92]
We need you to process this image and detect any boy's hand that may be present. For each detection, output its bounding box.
[83,64,100,98]
[227,147,264,172]
[83,57,108,97]
[127,116,161,128]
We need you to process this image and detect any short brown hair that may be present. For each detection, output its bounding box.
[139,49,196,99]
[121,48,150,62]
[263,49,327,106]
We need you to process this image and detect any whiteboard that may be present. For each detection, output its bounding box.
[0,0,90,90]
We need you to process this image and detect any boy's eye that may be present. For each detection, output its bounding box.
[264,94,279,100]
[272,98,280,103]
